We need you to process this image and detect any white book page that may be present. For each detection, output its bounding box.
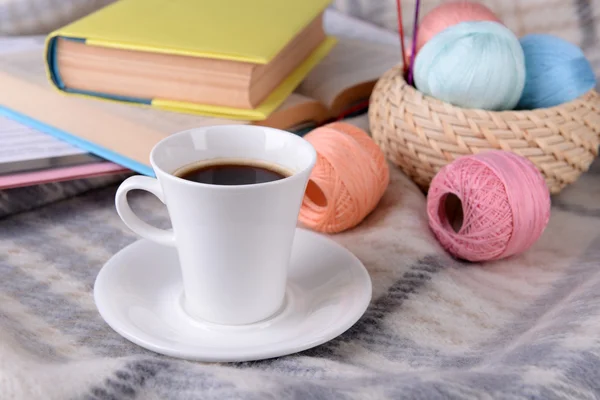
[296,38,400,109]
[0,115,85,163]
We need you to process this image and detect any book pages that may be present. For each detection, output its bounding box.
[295,38,400,110]
[257,92,328,129]
[323,8,400,47]
[0,47,242,134]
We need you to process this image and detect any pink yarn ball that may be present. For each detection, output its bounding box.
[299,122,390,234]
[417,1,502,53]
[427,150,551,262]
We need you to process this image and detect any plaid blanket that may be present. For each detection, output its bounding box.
[0,174,129,219]
[1,111,600,398]
[1,1,600,398]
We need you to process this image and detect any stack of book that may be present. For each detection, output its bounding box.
[0,0,400,201]
[46,0,335,120]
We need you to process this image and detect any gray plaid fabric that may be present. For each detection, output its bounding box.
[1,2,600,398]
[0,173,129,219]
[1,140,600,398]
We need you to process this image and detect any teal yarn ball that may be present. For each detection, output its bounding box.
[414,21,525,111]
[516,34,597,109]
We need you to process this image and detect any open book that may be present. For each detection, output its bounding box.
[259,38,400,129]
[0,34,399,176]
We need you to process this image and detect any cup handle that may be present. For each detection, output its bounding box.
[115,175,176,246]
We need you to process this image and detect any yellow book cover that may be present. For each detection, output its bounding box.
[44,0,335,120]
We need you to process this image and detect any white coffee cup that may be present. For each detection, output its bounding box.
[115,125,316,325]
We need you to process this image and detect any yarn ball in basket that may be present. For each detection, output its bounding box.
[427,150,551,262]
[517,34,597,110]
[298,122,389,234]
[414,21,525,111]
[416,1,501,52]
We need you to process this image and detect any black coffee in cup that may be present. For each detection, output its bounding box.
[175,161,291,186]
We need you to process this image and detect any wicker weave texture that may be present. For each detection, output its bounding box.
[369,66,600,194]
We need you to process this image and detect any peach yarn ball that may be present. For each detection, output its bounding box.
[299,122,389,234]
[427,150,551,262]
[416,1,501,52]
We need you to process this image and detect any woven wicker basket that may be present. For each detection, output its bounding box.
[369,65,600,194]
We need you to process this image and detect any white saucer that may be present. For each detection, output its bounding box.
[94,228,372,362]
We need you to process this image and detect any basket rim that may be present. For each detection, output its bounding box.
[381,65,599,116]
